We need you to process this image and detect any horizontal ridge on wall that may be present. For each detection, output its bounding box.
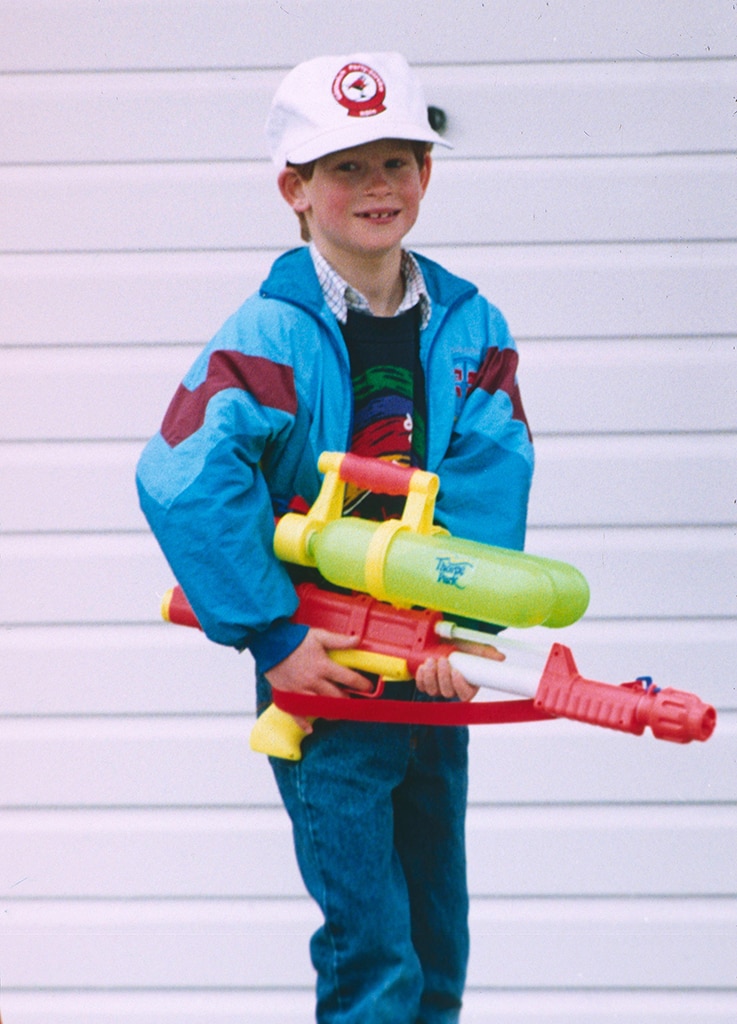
[1,60,735,165]
[2,244,735,344]
[2,1,736,71]
[3,155,736,253]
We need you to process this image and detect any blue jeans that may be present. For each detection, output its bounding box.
[258,676,470,1024]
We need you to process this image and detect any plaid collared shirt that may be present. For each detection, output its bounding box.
[309,243,431,330]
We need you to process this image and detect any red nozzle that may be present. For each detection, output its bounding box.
[639,687,717,743]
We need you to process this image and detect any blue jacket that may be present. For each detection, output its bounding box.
[136,247,534,670]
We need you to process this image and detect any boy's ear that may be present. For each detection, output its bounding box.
[278,167,311,213]
[419,152,432,198]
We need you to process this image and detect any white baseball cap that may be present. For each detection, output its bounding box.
[266,51,451,168]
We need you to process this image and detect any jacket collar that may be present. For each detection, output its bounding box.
[260,246,478,324]
[260,247,326,317]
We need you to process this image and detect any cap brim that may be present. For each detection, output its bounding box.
[282,120,452,166]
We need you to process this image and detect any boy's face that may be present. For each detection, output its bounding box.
[279,138,431,268]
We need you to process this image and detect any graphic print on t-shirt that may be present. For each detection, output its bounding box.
[341,307,426,520]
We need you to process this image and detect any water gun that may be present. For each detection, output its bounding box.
[161,452,716,759]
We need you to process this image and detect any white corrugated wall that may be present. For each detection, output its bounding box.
[1,2,735,1021]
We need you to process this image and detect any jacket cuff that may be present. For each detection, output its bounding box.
[249,618,309,675]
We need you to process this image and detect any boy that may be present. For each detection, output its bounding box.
[137,52,533,1024]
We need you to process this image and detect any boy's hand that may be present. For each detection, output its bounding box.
[415,640,505,703]
[265,628,374,733]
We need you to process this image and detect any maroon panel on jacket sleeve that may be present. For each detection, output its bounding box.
[161,350,297,447]
[471,347,531,439]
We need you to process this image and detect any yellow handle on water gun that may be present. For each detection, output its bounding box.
[250,705,313,761]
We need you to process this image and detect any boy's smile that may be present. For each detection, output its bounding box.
[279,138,432,282]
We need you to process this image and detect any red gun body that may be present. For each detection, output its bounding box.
[163,583,716,745]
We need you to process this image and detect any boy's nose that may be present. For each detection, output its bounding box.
[365,167,390,192]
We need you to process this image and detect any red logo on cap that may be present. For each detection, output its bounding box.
[332,63,386,118]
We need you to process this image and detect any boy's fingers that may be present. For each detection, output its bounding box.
[416,656,481,702]
[330,669,375,694]
[455,639,505,662]
[265,629,370,696]
[415,657,438,696]
[436,656,456,699]
[313,630,375,692]
[450,672,480,703]
[316,629,361,651]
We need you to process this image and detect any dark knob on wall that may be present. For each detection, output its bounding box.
[427,106,448,135]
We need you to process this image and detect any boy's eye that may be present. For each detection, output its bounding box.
[332,157,407,173]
